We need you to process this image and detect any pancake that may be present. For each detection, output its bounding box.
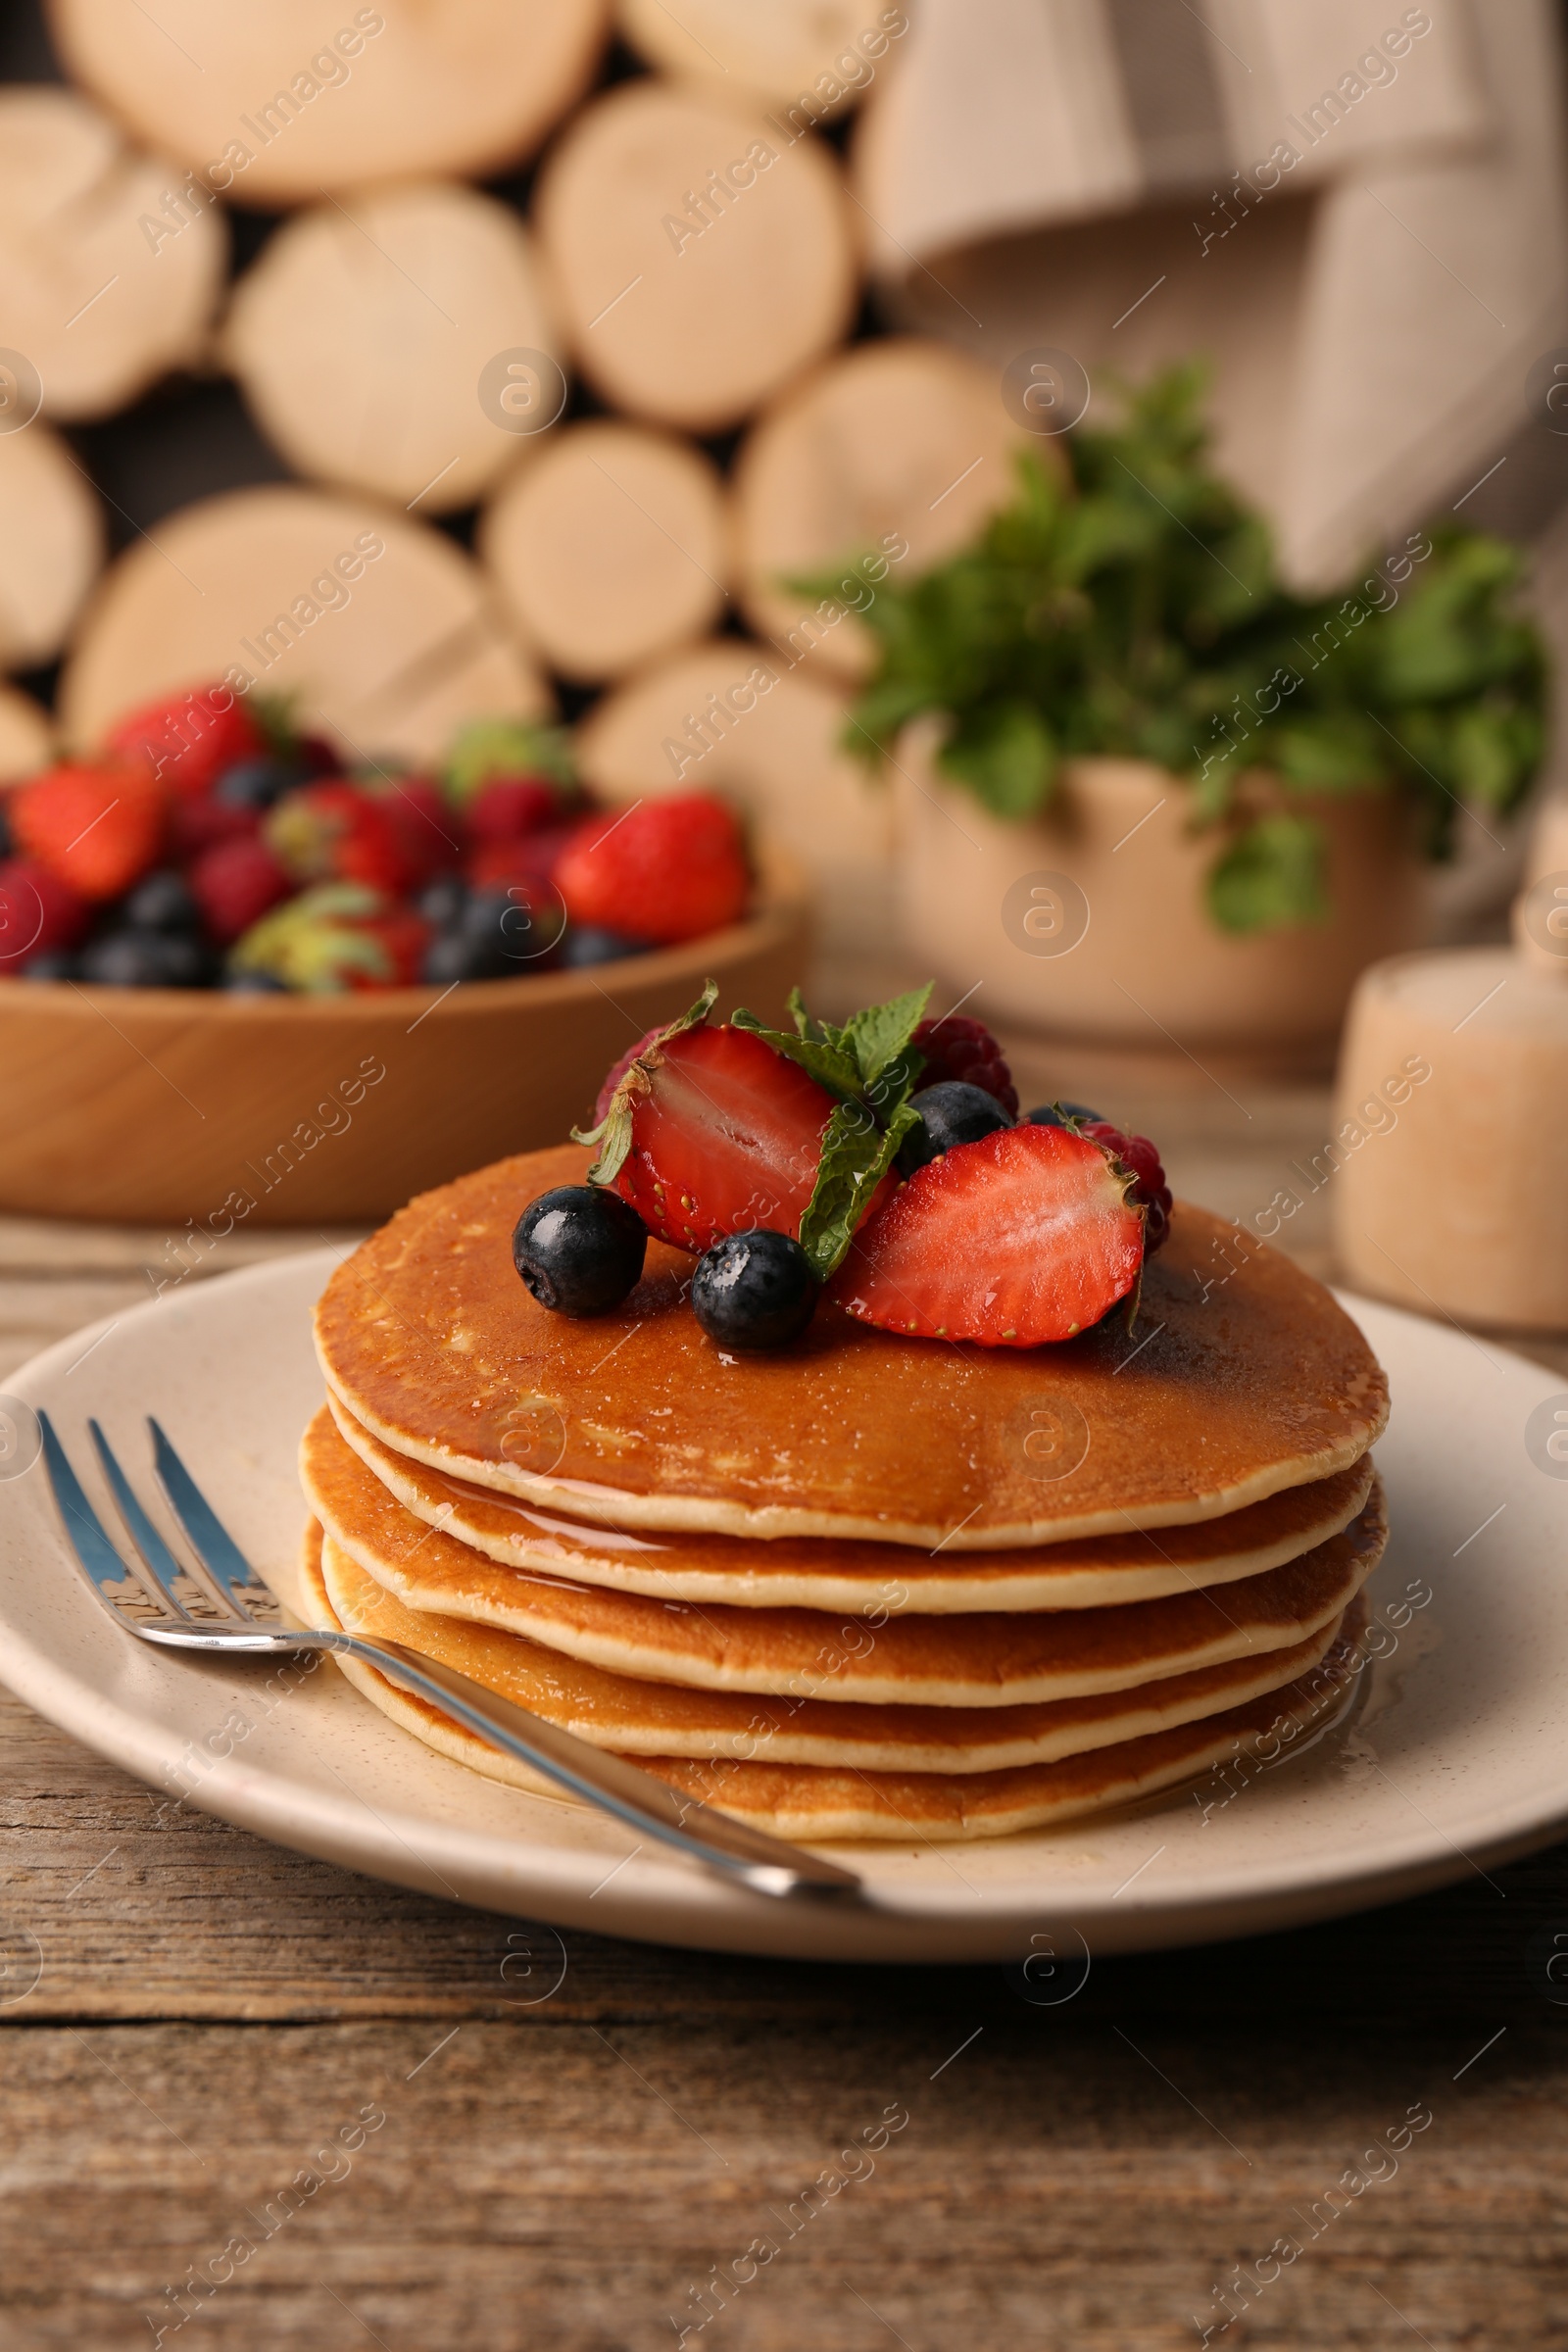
[315,1146,1389,1548]
[329,1392,1376,1615]
[302,1402,1388,1707]
[300,1522,1370,1838]
[315,1523,1350,1771]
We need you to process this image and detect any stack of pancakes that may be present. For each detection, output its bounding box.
[299,1145,1390,1843]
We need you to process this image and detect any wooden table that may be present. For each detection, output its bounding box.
[3,1029,1566,2351]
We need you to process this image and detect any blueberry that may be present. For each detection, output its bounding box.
[1025,1102,1104,1127]
[419,928,507,985]
[896,1079,1012,1177]
[215,756,306,811]
[122,868,199,935]
[223,968,290,994]
[561,925,653,968]
[513,1184,647,1317]
[690,1230,817,1351]
[416,874,468,930]
[80,931,212,988]
[19,949,77,981]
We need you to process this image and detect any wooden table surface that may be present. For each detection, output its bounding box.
[2,1000,1566,2351]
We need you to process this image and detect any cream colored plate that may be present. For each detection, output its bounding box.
[0,1253,1562,1961]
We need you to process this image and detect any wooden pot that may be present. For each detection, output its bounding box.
[893,731,1427,1055]
[0,852,810,1228]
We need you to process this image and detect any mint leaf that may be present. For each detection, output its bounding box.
[798,1098,921,1279]
[841,982,932,1090]
[1206,816,1326,935]
[571,980,718,1184]
[730,1009,863,1101]
[938,700,1054,819]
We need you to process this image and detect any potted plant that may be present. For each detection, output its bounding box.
[812,367,1546,1055]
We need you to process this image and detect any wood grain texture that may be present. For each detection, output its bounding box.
[0,854,808,1225]
[48,0,611,204]
[535,81,858,431]
[3,981,1567,2348]
[0,422,105,670]
[58,484,548,769]
[224,183,562,513]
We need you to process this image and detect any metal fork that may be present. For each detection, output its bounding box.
[37,1412,859,1901]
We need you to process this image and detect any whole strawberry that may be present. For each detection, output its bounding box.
[106,685,265,797]
[12,763,165,901]
[910,1014,1018,1117]
[372,775,459,888]
[0,857,90,965]
[1079,1119,1173,1254]
[229,883,430,992]
[556,794,749,946]
[266,781,411,895]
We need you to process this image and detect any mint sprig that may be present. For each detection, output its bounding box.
[734,981,933,1277]
[571,980,718,1186]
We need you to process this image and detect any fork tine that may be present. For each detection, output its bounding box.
[38,1412,155,1617]
[88,1420,208,1621]
[148,1418,273,1618]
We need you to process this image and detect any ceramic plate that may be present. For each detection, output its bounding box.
[0,1250,1564,1964]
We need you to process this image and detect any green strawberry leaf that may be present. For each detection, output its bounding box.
[798,1096,921,1279]
[445,717,576,804]
[570,980,718,1185]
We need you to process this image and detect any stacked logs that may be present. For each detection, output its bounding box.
[0,0,1029,908]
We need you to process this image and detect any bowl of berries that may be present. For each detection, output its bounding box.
[0,684,809,1227]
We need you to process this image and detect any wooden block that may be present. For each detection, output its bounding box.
[574,639,890,906]
[0,686,53,781]
[0,423,105,671]
[478,420,726,682]
[534,81,858,432]
[47,0,610,206]
[1335,947,1568,1329]
[223,182,563,514]
[0,87,224,422]
[615,0,899,110]
[59,483,547,768]
[734,337,1038,680]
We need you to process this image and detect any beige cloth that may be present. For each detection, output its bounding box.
[856,0,1568,588]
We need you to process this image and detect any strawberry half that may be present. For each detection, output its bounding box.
[610,1023,836,1251]
[829,1122,1145,1347]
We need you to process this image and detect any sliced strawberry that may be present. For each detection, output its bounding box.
[829,1122,1144,1347]
[1079,1120,1173,1254]
[613,1024,837,1251]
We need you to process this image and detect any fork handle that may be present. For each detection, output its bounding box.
[302,1628,858,1898]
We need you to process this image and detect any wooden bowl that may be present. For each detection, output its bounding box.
[0,850,811,1227]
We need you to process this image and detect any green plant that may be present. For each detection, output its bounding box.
[808,365,1545,932]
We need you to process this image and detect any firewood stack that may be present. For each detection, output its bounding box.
[0,0,1026,929]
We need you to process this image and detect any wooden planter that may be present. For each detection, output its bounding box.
[894,731,1427,1057]
[0,851,810,1228]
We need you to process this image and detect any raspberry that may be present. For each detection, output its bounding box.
[0,857,90,965]
[467,775,562,843]
[190,837,293,946]
[11,763,166,902]
[910,1014,1019,1117]
[556,794,749,946]
[1079,1120,1173,1254]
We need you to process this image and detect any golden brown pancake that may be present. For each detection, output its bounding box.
[315,1523,1348,1771]
[302,1402,1388,1707]
[315,1146,1389,1549]
[299,1522,1369,1839]
[328,1392,1376,1615]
